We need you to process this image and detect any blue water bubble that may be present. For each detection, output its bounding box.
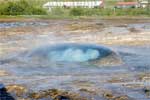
[47,48,100,62]
[27,43,115,63]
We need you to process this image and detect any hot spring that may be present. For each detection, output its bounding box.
[0,43,123,76]
[26,43,122,65]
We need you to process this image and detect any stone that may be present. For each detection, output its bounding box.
[6,84,27,97]
[28,89,87,100]
[114,95,130,100]
[54,95,70,100]
[79,88,97,95]
[103,91,132,100]
[103,92,115,99]
[144,87,150,97]
[0,84,15,100]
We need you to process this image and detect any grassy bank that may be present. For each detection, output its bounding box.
[0,0,150,19]
[45,7,150,19]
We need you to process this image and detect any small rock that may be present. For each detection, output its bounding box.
[55,95,70,100]
[29,89,87,100]
[128,27,140,33]
[144,87,150,97]
[0,84,15,100]
[107,78,124,83]
[79,88,89,92]
[6,84,27,97]
[114,95,130,100]
[79,88,97,94]
[103,92,115,99]
[103,92,132,100]
[96,22,104,26]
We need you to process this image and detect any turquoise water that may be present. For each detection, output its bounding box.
[27,44,113,62]
[48,48,100,62]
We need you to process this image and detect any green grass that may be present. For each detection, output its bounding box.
[0,0,149,19]
[0,0,47,15]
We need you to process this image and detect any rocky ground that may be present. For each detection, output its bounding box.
[0,18,150,100]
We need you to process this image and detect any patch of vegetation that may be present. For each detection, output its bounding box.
[69,8,111,16]
[69,8,85,16]
[69,7,149,17]
[0,0,47,15]
[114,8,149,16]
[0,0,149,18]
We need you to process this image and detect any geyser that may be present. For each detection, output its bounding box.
[27,44,122,65]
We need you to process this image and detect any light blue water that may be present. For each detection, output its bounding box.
[27,44,113,63]
[48,48,99,62]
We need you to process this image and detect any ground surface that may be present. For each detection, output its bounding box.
[0,18,150,100]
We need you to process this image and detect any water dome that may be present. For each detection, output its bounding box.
[27,44,122,66]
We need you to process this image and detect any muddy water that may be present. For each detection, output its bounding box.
[0,19,150,100]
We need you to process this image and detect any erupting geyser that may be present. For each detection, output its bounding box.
[27,44,122,66]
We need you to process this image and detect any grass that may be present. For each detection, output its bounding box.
[0,0,149,19]
[52,7,150,17]
[0,0,47,15]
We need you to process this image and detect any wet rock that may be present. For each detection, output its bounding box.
[28,92,45,99]
[29,89,87,100]
[28,89,59,99]
[0,84,15,100]
[128,27,140,33]
[96,22,105,26]
[103,92,115,100]
[54,95,70,100]
[6,84,27,97]
[103,91,132,100]
[107,78,125,83]
[114,95,130,100]
[138,73,150,81]
[16,98,30,100]
[79,88,97,95]
[144,87,150,97]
